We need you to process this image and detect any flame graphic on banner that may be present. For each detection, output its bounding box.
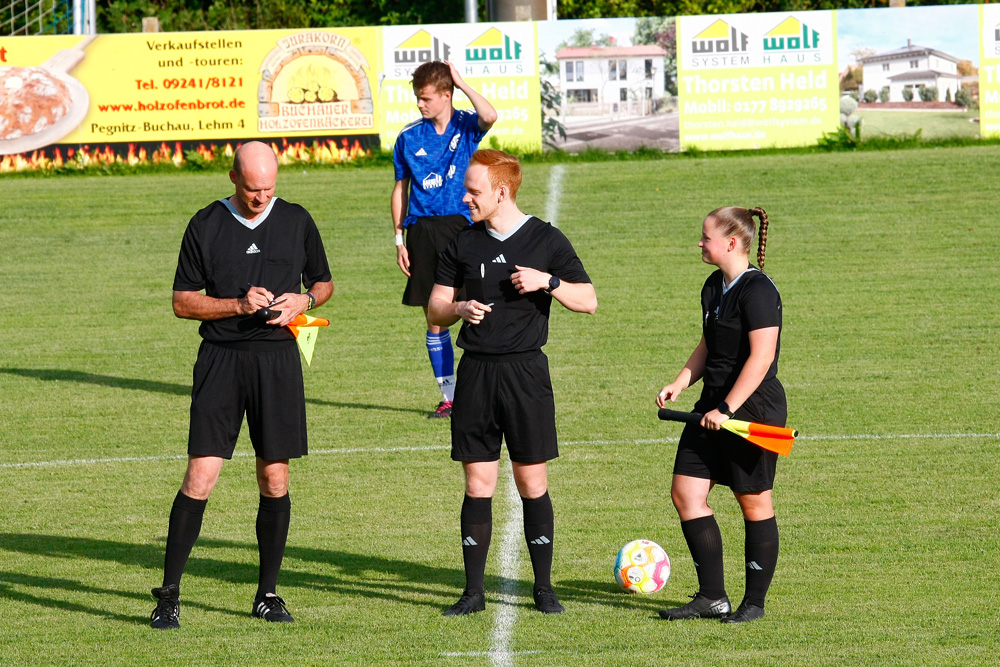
[1,138,369,173]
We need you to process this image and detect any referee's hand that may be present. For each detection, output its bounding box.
[457,299,492,325]
[511,265,548,294]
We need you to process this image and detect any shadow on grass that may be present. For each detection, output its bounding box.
[557,578,689,616]
[0,367,427,415]
[0,532,553,621]
[0,571,241,624]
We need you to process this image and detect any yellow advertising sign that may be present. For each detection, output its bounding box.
[677,12,839,150]
[980,5,1000,138]
[379,23,541,152]
[0,27,378,154]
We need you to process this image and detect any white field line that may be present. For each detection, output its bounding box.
[2,433,998,470]
[488,461,522,667]
[544,164,564,227]
[440,652,540,659]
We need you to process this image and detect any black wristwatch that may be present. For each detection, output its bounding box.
[545,275,561,293]
[717,401,735,418]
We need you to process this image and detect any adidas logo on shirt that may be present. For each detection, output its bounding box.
[246,243,261,254]
[415,148,427,156]
[492,254,506,264]
[462,536,478,546]
[529,536,551,546]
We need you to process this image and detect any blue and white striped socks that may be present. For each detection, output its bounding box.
[426,330,456,403]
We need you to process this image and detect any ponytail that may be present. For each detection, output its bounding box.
[749,207,769,270]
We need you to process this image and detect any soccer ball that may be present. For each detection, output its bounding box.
[614,539,670,594]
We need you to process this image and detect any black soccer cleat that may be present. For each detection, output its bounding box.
[429,401,453,419]
[658,592,731,620]
[443,589,486,616]
[150,584,180,629]
[532,586,565,614]
[720,600,765,624]
[252,593,294,623]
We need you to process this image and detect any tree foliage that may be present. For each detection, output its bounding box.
[558,28,615,49]
[632,17,677,94]
[98,0,982,33]
[98,0,467,33]
[558,0,981,19]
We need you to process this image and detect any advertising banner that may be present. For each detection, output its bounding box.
[677,11,839,150]
[980,4,1000,138]
[379,22,541,152]
[0,27,379,155]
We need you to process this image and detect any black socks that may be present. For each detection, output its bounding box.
[162,490,207,588]
[460,495,493,594]
[256,493,291,597]
[161,490,292,598]
[680,514,727,600]
[743,516,779,608]
[521,492,554,590]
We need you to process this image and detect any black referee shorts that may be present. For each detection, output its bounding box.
[188,340,308,461]
[450,350,558,464]
[402,215,470,307]
[673,385,786,493]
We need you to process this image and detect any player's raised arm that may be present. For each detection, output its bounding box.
[447,60,498,131]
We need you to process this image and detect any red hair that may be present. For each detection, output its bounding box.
[469,149,522,200]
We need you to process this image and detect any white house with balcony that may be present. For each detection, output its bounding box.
[554,45,667,116]
[859,39,961,102]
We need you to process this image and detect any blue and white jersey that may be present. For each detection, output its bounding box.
[393,109,487,228]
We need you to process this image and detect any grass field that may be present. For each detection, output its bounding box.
[857,109,980,139]
[1,146,998,665]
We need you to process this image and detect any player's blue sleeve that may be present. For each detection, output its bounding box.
[392,132,409,181]
[463,111,488,143]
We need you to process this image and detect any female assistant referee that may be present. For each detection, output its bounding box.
[655,206,785,624]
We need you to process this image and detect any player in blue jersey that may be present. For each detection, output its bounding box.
[391,60,497,419]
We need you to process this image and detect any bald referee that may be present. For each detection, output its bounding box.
[149,141,333,629]
[428,149,597,616]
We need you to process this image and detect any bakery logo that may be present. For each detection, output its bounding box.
[257,31,374,134]
[691,19,750,55]
[393,30,453,65]
[423,172,443,189]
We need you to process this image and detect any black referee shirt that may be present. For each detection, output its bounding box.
[173,198,332,344]
[435,216,591,355]
[701,267,782,392]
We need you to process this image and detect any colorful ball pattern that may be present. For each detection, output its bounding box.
[614,539,670,594]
